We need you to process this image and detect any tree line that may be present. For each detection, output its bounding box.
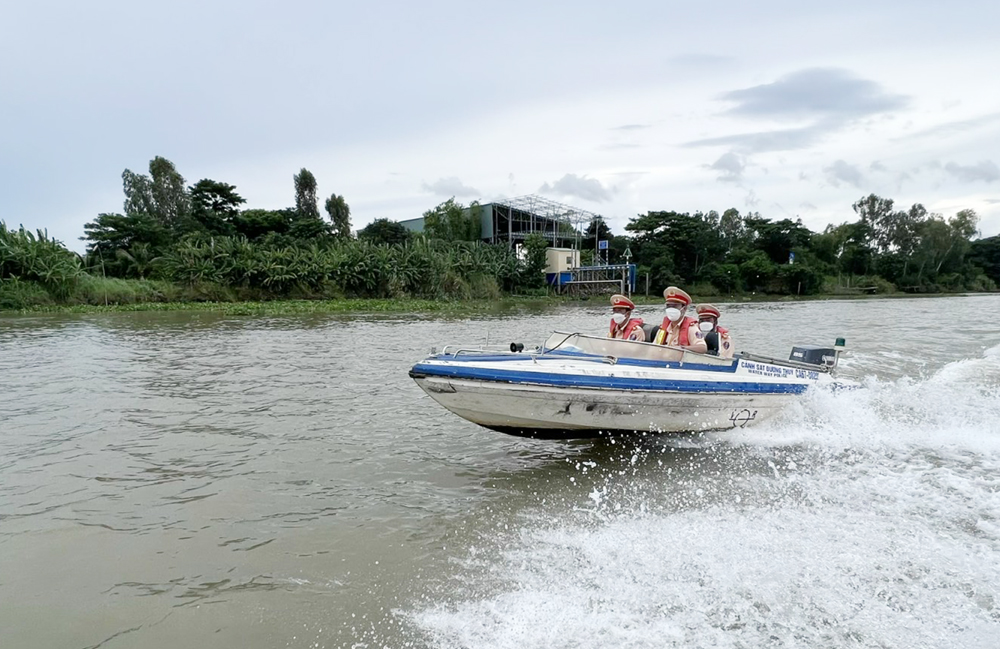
[586,197,999,297]
[2,153,998,309]
[0,156,550,308]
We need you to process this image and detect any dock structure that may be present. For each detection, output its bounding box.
[548,264,637,297]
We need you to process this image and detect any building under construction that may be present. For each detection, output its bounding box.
[400,194,636,295]
[399,194,596,248]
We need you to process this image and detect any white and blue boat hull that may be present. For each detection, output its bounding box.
[410,333,828,438]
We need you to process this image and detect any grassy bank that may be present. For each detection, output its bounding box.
[4,276,994,316]
[12,298,568,317]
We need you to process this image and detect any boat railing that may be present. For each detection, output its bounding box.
[439,344,528,356]
[541,331,735,367]
[439,332,833,374]
[441,345,619,365]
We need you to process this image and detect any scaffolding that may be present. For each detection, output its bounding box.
[484,194,600,248]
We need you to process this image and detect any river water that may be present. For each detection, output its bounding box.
[2,295,1000,649]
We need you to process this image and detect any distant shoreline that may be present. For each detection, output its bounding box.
[3,291,996,317]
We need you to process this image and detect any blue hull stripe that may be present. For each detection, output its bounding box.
[411,364,809,394]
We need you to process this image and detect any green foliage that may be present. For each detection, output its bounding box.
[626,210,724,284]
[969,235,1000,285]
[81,212,172,277]
[72,275,176,305]
[293,168,320,220]
[187,179,244,236]
[583,218,613,249]
[739,251,779,292]
[0,277,54,309]
[231,209,295,241]
[290,168,330,239]
[423,198,481,242]
[122,157,191,233]
[0,222,83,299]
[150,236,528,300]
[359,218,411,246]
[519,233,549,289]
[702,262,741,293]
[325,194,352,239]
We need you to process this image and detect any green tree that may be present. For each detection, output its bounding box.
[518,232,549,289]
[358,218,411,246]
[719,208,748,253]
[423,198,480,241]
[294,168,320,220]
[852,194,896,254]
[583,217,613,250]
[188,179,245,236]
[81,212,172,276]
[625,210,723,283]
[119,156,190,237]
[149,156,190,231]
[115,242,161,279]
[746,217,812,265]
[739,250,779,292]
[969,235,1000,285]
[231,209,296,241]
[325,194,352,239]
[289,168,330,239]
[1,223,83,299]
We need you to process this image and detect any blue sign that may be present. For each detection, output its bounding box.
[598,240,609,250]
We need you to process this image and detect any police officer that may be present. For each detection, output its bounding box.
[696,303,734,359]
[608,294,646,341]
[653,287,707,353]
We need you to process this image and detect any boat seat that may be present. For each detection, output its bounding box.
[704,331,720,356]
[641,323,660,343]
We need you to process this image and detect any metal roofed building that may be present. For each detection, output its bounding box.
[480,195,598,247]
[399,194,600,248]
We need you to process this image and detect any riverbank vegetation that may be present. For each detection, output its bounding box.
[3,155,999,311]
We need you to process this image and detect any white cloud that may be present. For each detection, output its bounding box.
[421,177,480,197]
[538,174,613,203]
[943,161,1000,183]
[720,68,909,120]
[708,152,745,183]
[823,160,865,188]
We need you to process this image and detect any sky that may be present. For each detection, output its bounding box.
[3,0,1000,253]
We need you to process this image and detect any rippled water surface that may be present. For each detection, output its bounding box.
[2,295,1000,648]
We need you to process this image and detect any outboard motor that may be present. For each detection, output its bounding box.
[789,338,846,370]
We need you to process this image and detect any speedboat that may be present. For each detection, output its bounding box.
[409,332,845,439]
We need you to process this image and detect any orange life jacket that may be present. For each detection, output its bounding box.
[655,316,697,346]
[609,317,645,341]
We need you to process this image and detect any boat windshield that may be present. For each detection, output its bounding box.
[541,332,735,366]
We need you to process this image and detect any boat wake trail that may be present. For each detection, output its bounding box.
[743,341,1000,452]
[400,345,1000,649]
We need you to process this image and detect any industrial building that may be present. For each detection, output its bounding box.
[400,194,636,295]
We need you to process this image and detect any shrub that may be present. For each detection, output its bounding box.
[0,278,54,309]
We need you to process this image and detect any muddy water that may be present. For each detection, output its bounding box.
[2,295,999,648]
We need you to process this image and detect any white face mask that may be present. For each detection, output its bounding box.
[611,312,627,325]
[699,321,714,333]
[664,307,682,322]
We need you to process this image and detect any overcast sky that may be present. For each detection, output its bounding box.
[3,1,999,252]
